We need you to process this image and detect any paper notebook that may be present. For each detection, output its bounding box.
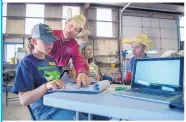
[48,80,111,94]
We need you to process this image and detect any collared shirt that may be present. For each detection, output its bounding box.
[48,30,89,74]
[129,53,149,72]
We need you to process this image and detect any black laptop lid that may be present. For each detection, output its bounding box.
[132,57,184,93]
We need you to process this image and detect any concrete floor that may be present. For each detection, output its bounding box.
[3,92,30,120]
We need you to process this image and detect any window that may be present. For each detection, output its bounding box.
[179,15,184,27]
[179,16,184,41]
[179,15,184,50]
[3,17,6,33]
[3,3,7,16]
[180,28,184,41]
[97,22,112,37]
[3,3,7,33]
[25,4,44,34]
[62,6,80,19]
[25,18,44,34]
[97,8,112,21]
[26,4,44,17]
[96,8,112,37]
[62,6,80,29]
[5,44,23,62]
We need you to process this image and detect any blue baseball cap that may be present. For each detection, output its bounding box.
[31,23,59,43]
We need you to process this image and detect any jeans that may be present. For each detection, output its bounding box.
[82,113,110,120]
[102,75,113,81]
[34,105,87,120]
[49,109,88,120]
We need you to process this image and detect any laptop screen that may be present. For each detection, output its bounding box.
[132,57,184,92]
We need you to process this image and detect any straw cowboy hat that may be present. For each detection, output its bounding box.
[77,29,91,36]
[123,34,155,50]
[68,14,90,36]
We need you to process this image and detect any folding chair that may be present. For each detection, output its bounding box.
[3,70,18,106]
[27,105,36,120]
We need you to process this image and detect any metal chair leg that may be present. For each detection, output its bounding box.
[88,113,93,121]
[27,105,36,120]
[75,111,80,120]
[5,81,8,106]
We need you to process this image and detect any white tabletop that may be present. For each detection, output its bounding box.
[43,84,184,120]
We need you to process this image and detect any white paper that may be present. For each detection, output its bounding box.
[48,80,110,94]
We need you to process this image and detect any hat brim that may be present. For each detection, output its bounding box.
[77,29,91,37]
[40,35,60,43]
[142,39,155,50]
[122,39,155,50]
[122,39,132,44]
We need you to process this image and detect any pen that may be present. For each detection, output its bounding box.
[115,87,127,91]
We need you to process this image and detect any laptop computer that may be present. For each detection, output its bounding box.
[113,57,184,104]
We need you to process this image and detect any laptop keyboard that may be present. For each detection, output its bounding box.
[127,88,175,98]
[113,88,183,104]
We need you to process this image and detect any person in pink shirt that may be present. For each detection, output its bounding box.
[48,14,89,88]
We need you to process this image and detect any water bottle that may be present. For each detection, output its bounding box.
[124,58,132,85]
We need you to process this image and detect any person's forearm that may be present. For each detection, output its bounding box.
[95,74,100,81]
[19,83,48,106]
[71,68,77,80]
[72,45,89,75]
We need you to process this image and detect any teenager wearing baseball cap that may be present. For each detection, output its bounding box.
[12,23,87,120]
